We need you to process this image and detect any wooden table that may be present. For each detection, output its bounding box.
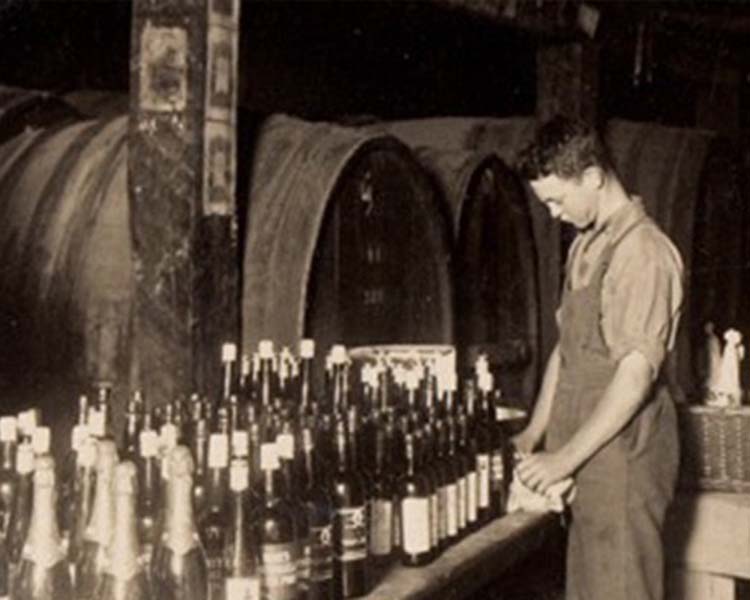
[365,510,560,600]
[665,492,750,600]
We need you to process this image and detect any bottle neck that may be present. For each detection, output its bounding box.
[27,484,65,567]
[109,491,141,579]
[166,474,199,555]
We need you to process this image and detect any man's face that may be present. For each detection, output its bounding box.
[529,172,600,230]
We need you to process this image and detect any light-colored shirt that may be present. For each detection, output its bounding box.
[563,197,684,373]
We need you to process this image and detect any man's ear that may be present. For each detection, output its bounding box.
[582,166,605,190]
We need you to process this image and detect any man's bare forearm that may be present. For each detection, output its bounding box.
[559,350,653,473]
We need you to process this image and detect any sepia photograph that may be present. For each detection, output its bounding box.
[0,1,749,599]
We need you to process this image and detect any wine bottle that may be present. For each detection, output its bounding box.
[68,437,97,576]
[276,420,311,598]
[222,342,239,402]
[137,414,161,573]
[330,419,368,598]
[76,439,118,600]
[457,413,478,533]
[445,417,465,541]
[369,419,395,566]
[7,441,33,565]
[96,461,151,600]
[152,446,208,600]
[225,456,261,600]
[398,433,432,567]
[11,455,74,600]
[299,339,315,416]
[253,442,299,600]
[474,373,494,523]
[0,416,18,600]
[299,427,333,600]
[200,434,230,600]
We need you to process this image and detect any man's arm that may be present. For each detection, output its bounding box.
[516,349,653,492]
[512,343,561,453]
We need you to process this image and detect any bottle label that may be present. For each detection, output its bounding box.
[491,453,505,489]
[276,434,295,460]
[71,424,89,452]
[438,485,449,541]
[88,409,105,438]
[260,542,298,600]
[139,430,159,458]
[401,497,430,555]
[226,576,261,600]
[160,424,178,452]
[208,434,230,469]
[457,477,467,530]
[309,524,333,582]
[477,454,491,509]
[446,483,458,537]
[369,498,393,556]
[467,470,478,523]
[334,506,367,562]
[231,431,249,458]
[297,535,312,586]
[429,493,439,548]
[229,461,249,492]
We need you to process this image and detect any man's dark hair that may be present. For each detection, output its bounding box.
[515,115,613,181]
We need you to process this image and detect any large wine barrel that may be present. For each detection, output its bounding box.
[242,114,454,370]
[414,147,540,406]
[605,120,747,398]
[0,115,131,458]
[0,85,79,143]
[385,117,746,400]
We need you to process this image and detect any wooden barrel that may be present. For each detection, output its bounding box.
[0,115,131,458]
[62,90,130,120]
[242,114,454,370]
[0,85,79,144]
[414,147,540,406]
[606,120,746,398]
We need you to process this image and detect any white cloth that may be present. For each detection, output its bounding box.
[506,470,577,514]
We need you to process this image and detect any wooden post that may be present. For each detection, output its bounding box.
[533,40,600,365]
[129,0,240,406]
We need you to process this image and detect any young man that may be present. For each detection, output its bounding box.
[513,116,683,600]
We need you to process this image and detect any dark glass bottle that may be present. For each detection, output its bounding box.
[225,457,261,599]
[253,442,299,600]
[96,461,151,600]
[122,400,141,462]
[11,455,74,600]
[474,378,494,523]
[330,419,369,599]
[137,414,161,573]
[222,342,239,401]
[7,441,34,565]
[368,420,395,566]
[199,433,230,600]
[458,413,479,533]
[299,339,316,416]
[299,426,333,600]
[192,418,210,518]
[152,446,208,600]
[398,433,433,567]
[0,416,18,599]
[446,417,465,541]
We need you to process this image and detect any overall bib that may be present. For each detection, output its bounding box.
[547,217,680,600]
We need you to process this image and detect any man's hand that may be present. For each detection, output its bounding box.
[516,451,574,495]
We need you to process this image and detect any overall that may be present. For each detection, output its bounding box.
[547,217,680,600]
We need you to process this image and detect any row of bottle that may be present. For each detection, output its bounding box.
[0,340,520,600]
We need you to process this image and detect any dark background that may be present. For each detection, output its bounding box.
[0,0,748,127]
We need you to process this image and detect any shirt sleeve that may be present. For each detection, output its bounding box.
[601,226,684,374]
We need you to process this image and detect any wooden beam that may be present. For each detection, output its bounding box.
[129,0,240,406]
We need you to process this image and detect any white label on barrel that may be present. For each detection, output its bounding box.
[402,498,431,555]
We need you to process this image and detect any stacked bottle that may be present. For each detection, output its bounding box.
[0,339,516,600]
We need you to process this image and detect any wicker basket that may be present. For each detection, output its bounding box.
[677,404,750,493]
